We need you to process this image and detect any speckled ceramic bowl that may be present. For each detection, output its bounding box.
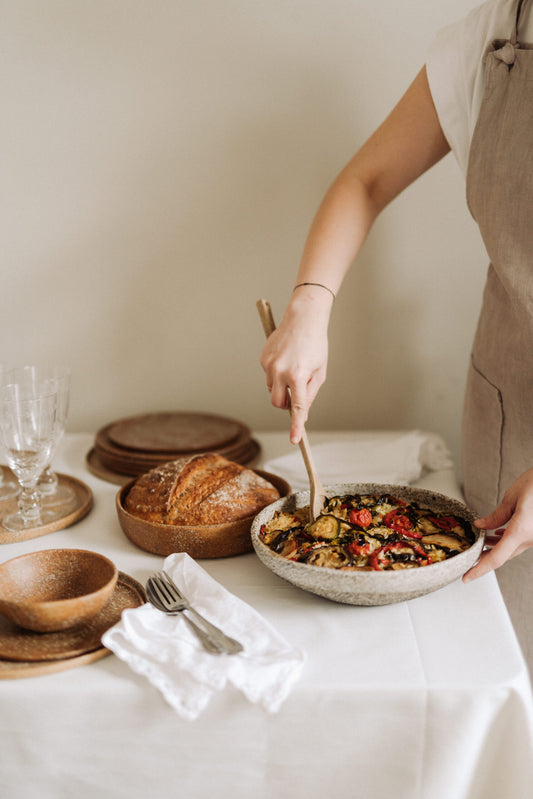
[0,549,118,632]
[251,483,485,605]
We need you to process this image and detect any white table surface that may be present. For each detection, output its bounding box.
[1,432,533,799]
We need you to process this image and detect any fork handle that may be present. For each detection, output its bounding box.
[161,571,244,654]
[184,606,243,655]
[177,613,228,655]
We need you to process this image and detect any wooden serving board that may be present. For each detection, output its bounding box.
[0,473,93,544]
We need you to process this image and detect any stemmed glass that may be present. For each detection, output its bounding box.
[36,367,74,508]
[3,366,74,511]
[0,366,18,500]
[0,384,58,532]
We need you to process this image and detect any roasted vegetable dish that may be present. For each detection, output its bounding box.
[259,493,475,571]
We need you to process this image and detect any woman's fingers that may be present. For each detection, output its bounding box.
[288,384,310,444]
[463,470,533,582]
[259,296,330,441]
[474,503,513,532]
[263,355,325,444]
[463,532,519,582]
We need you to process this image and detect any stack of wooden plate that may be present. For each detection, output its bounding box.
[86,411,260,485]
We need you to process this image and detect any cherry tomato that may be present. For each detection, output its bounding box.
[349,508,372,528]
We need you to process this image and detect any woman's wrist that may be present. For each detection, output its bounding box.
[290,280,335,307]
[284,283,333,326]
[293,281,336,301]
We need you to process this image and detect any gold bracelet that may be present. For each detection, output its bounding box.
[293,282,336,300]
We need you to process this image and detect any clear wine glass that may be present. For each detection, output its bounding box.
[0,365,18,500]
[36,367,74,508]
[3,366,74,510]
[0,384,58,532]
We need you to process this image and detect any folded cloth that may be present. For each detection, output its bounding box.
[264,430,453,491]
[102,553,305,720]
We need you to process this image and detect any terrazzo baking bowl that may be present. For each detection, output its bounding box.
[251,483,485,605]
[116,470,291,559]
[0,549,118,632]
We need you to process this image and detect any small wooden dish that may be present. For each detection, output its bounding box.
[116,470,291,559]
[0,572,146,678]
[0,549,118,632]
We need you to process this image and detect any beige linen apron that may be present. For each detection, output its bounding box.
[464,0,533,515]
[464,0,533,668]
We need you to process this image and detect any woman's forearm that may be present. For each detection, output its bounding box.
[261,66,450,442]
[294,169,380,296]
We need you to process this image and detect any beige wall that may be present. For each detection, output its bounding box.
[2,0,486,468]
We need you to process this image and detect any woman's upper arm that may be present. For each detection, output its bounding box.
[344,66,451,212]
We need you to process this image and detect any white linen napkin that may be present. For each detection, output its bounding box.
[102,553,305,720]
[263,430,453,491]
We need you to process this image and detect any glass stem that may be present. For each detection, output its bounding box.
[18,484,42,522]
[38,466,58,496]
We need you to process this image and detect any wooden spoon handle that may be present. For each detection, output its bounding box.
[256,298,325,521]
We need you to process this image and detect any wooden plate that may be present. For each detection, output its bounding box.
[95,437,261,475]
[0,473,93,545]
[106,412,247,454]
[86,448,131,485]
[94,423,255,468]
[0,646,111,679]
[0,572,145,665]
[86,439,261,484]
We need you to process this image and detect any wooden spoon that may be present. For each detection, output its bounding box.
[257,298,326,522]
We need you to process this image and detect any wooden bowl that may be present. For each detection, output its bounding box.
[251,483,485,605]
[0,549,118,632]
[116,470,291,559]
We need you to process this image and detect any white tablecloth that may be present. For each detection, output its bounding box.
[1,432,532,799]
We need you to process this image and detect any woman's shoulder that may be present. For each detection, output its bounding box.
[425,0,518,174]
[431,0,516,61]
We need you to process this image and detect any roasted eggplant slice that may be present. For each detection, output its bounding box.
[420,532,468,552]
[306,545,351,569]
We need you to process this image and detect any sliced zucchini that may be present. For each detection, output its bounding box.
[306,514,341,540]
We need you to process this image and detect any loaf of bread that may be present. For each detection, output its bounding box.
[124,452,280,525]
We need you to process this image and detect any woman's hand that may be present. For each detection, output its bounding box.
[260,289,330,444]
[463,468,533,582]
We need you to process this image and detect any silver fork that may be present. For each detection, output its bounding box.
[159,571,244,655]
[146,577,228,655]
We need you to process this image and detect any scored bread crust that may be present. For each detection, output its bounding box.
[124,452,280,525]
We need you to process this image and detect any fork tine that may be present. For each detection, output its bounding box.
[145,581,162,608]
[157,571,180,599]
